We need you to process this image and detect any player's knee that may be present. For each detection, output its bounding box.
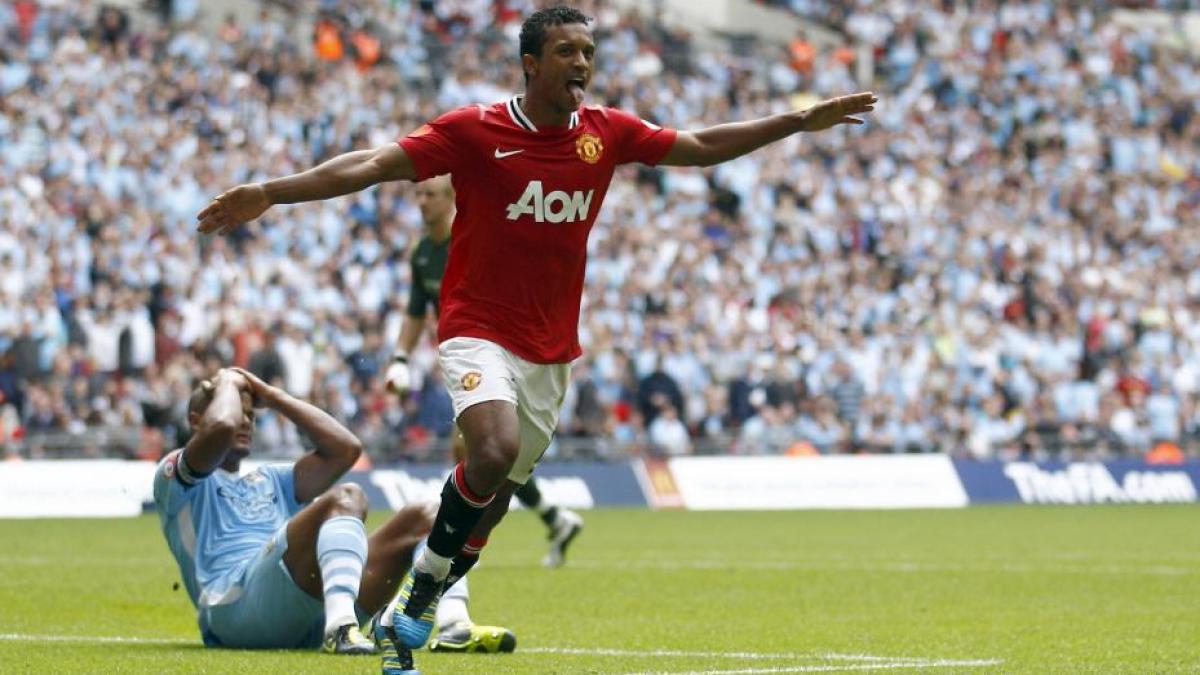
[470,434,519,481]
[323,483,368,520]
[451,432,469,463]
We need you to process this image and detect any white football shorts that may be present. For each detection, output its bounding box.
[438,337,570,484]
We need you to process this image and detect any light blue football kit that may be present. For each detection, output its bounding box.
[153,449,324,648]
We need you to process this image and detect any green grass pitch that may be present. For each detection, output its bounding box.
[0,506,1197,674]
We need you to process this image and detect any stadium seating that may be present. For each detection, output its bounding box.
[0,0,1197,462]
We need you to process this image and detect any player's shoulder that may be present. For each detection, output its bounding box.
[154,448,203,502]
[418,233,450,253]
[414,104,489,139]
[253,461,296,485]
[433,102,502,127]
[156,449,183,482]
[579,105,657,130]
[580,104,615,118]
[578,104,617,124]
[411,235,434,255]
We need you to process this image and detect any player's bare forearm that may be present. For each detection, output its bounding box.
[662,113,805,167]
[395,315,426,356]
[263,145,405,205]
[197,144,415,234]
[263,387,363,465]
[267,386,363,501]
[183,370,247,474]
[230,367,361,500]
[661,92,876,167]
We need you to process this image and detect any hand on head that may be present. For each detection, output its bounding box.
[204,368,264,417]
[229,367,277,409]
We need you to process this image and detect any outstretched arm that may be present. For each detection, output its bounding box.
[196,143,417,235]
[233,368,363,503]
[661,92,876,168]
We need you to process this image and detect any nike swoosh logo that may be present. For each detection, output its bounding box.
[494,148,525,159]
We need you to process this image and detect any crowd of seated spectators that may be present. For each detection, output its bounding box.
[1,0,1197,464]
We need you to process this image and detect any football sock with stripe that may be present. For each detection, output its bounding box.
[316,516,368,635]
[417,463,494,581]
[443,535,486,592]
[436,572,472,629]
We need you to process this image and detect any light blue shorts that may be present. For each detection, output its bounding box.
[200,524,324,649]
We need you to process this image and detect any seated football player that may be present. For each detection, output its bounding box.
[153,367,512,658]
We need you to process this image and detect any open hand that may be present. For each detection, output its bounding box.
[197,184,271,235]
[799,92,877,132]
[213,368,249,391]
[230,367,279,408]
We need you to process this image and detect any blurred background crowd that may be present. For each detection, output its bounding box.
[1,0,1198,463]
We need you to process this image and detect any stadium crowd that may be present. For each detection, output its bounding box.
[1,0,1198,462]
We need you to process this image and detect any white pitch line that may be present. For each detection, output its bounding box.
[0,634,1003,672]
[818,654,939,663]
[0,634,184,645]
[563,559,1197,577]
[524,647,943,663]
[619,660,1003,675]
[0,556,162,566]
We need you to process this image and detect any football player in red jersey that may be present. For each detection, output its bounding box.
[386,175,585,571]
[198,6,874,672]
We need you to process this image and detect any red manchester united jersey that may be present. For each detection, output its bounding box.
[398,96,677,364]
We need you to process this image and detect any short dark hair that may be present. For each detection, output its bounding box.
[519,5,591,60]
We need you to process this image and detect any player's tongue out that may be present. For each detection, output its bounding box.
[566,76,585,105]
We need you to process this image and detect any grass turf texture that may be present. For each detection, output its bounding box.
[0,506,1196,674]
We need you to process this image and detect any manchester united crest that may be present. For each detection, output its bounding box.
[461,371,482,391]
[576,133,604,164]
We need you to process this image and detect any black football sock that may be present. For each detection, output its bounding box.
[515,479,560,528]
[422,463,494,574]
[442,536,486,592]
[539,505,560,529]
[514,479,543,509]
